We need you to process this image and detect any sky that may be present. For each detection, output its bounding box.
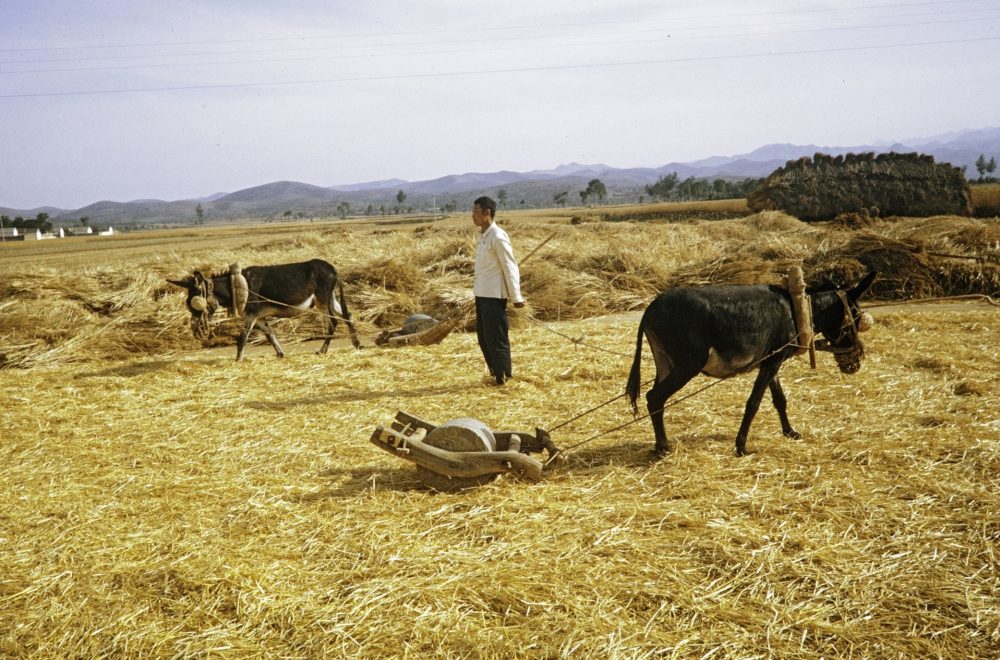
[1,0,998,210]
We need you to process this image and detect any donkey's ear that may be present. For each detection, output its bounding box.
[849,271,877,300]
[167,278,190,288]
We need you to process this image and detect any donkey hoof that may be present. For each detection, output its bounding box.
[784,429,801,440]
[650,447,670,461]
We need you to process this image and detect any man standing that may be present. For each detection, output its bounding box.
[472,195,524,385]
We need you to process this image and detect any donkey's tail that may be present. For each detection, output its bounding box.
[626,316,645,416]
[337,278,361,349]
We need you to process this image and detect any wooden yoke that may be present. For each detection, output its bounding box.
[784,265,816,367]
[229,263,249,317]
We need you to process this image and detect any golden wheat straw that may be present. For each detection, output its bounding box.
[1,211,999,657]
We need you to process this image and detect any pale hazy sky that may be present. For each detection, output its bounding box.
[1,0,998,209]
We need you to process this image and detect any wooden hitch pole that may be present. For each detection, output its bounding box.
[517,231,558,268]
[784,264,816,368]
[228,263,249,317]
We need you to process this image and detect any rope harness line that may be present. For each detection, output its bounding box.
[547,378,653,434]
[523,314,636,358]
[200,286,381,343]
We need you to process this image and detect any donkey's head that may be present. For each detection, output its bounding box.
[167,270,220,341]
[810,271,877,374]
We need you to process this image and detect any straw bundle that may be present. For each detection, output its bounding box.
[748,152,973,219]
[670,256,783,288]
[970,183,1000,217]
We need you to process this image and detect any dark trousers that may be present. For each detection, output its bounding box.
[475,296,511,383]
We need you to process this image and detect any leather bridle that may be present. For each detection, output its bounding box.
[814,289,872,373]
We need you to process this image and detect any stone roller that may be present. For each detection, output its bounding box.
[370,411,563,492]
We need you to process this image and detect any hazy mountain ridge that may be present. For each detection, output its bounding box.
[4,128,997,225]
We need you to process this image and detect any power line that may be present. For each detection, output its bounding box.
[0,0,989,54]
[1,36,995,100]
[2,13,994,74]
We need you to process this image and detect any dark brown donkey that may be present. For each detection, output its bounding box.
[169,259,360,360]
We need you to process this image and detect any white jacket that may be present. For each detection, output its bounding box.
[473,223,523,303]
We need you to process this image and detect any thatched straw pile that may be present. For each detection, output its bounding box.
[2,300,998,656]
[748,152,973,220]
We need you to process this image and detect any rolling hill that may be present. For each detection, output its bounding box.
[3,127,997,227]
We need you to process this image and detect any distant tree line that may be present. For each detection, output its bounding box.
[1,212,53,233]
[974,154,997,182]
[645,173,764,201]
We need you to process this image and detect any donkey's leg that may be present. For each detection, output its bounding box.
[318,303,337,355]
[258,319,285,358]
[645,366,699,458]
[768,376,801,440]
[643,330,701,457]
[735,364,782,455]
[236,315,258,361]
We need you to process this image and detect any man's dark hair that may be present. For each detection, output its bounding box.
[474,196,497,218]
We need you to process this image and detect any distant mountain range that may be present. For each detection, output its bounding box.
[4,127,998,227]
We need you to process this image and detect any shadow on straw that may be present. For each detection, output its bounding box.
[289,465,427,501]
[564,433,733,468]
[78,359,180,378]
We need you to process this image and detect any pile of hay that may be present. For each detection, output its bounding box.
[0,267,187,369]
[748,152,973,220]
[1,211,998,368]
[807,216,1000,299]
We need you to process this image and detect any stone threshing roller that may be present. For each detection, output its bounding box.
[370,411,563,491]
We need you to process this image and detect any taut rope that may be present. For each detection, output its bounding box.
[546,336,804,462]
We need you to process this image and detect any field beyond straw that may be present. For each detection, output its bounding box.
[2,208,999,656]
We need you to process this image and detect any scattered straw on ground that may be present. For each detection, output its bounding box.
[1,302,998,657]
